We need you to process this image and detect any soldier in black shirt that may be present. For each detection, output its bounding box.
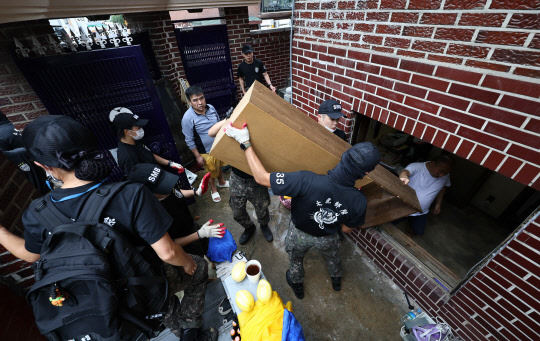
[111,108,213,258]
[318,99,348,142]
[0,116,216,340]
[237,44,277,95]
[224,122,380,299]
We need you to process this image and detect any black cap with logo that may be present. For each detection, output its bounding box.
[109,107,148,130]
[318,99,346,119]
[127,163,179,195]
[242,44,253,54]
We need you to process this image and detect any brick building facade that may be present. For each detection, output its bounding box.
[291,1,539,340]
[292,0,539,189]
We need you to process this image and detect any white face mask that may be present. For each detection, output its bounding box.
[324,125,336,133]
[131,128,144,140]
[45,167,63,188]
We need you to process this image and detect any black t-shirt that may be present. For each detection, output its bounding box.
[270,171,367,237]
[237,59,267,89]
[23,182,172,254]
[231,166,253,179]
[117,141,156,174]
[334,129,347,141]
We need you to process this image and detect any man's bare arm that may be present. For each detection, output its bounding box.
[151,232,197,275]
[263,72,276,92]
[244,144,271,188]
[0,226,40,263]
[239,78,246,95]
[341,224,356,234]
[174,233,199,247]
[399,169,411,185]
[433,187,447,215]
[208,119,228,138]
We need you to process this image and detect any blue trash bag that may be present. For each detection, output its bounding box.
[207,229,237,262]
[282,309,305,341]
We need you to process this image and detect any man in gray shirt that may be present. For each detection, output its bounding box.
[181,86,229,202]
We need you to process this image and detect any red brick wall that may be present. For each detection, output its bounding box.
[291,0,540,189]
[348,210,540,341]
[292,1,540,340]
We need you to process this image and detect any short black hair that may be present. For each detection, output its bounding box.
[185,86,204,101]
[434,154,454,167]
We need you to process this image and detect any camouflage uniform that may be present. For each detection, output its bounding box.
[285,225,342,284]
[229,172,270,229]
[162,255,208,335]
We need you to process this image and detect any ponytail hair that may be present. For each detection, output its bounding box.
[74,156,111,181]
[56,149,111,182]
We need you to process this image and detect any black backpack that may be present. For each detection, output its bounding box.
[26,182,168,341]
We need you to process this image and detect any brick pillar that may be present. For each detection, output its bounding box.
[125,12,186,98]
[0,20,52,128]
[225,6,251,98]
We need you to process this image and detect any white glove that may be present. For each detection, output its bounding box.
[197,220,226,239]
[170,161,184,172]
[224,122,250,144]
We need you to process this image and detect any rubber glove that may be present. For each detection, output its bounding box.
[196,172,212,195]
[224,122,250,144]
[197,220,226,239]
[170,161,184,173]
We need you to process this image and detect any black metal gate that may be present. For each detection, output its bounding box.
[175,25,236,118]
[15,45,181,182]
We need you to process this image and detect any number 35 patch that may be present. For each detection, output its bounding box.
[275,172,285,185]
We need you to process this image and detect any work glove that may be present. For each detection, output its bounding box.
[170,161,184,173]
[224,122,250,144]
[196,172,212,196]
[197,219,226,239]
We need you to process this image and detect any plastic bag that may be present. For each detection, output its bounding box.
[207,229,237,262]
[238,291,305,341]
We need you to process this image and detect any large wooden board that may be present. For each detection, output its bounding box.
[210,81,421,227]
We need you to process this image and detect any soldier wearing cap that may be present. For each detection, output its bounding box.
[318,99,347,141]
[237,44,276,95]
[109,107,184,175]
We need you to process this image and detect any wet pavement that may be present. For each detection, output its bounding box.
[191,171,409,340]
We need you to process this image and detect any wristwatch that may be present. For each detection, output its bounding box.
[240,141,252,151]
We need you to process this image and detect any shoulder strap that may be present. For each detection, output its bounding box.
[78,181,129,223]
[30,197,73,230]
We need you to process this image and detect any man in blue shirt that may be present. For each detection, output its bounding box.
[181,86,229,202]
[223,122,380,299]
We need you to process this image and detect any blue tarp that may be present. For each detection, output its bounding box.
[282,309,305,341]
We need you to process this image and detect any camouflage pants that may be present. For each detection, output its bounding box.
[162,255,208,335]
[285,225,342,284]
[229,172,270,229]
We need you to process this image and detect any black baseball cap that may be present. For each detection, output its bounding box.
[242,44,253,54]
[319,100,346,119]
[127,163,178,195]
[109,107,148,130]
[22,115,98,168]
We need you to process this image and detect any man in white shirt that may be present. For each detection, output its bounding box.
[398,155,453,235]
